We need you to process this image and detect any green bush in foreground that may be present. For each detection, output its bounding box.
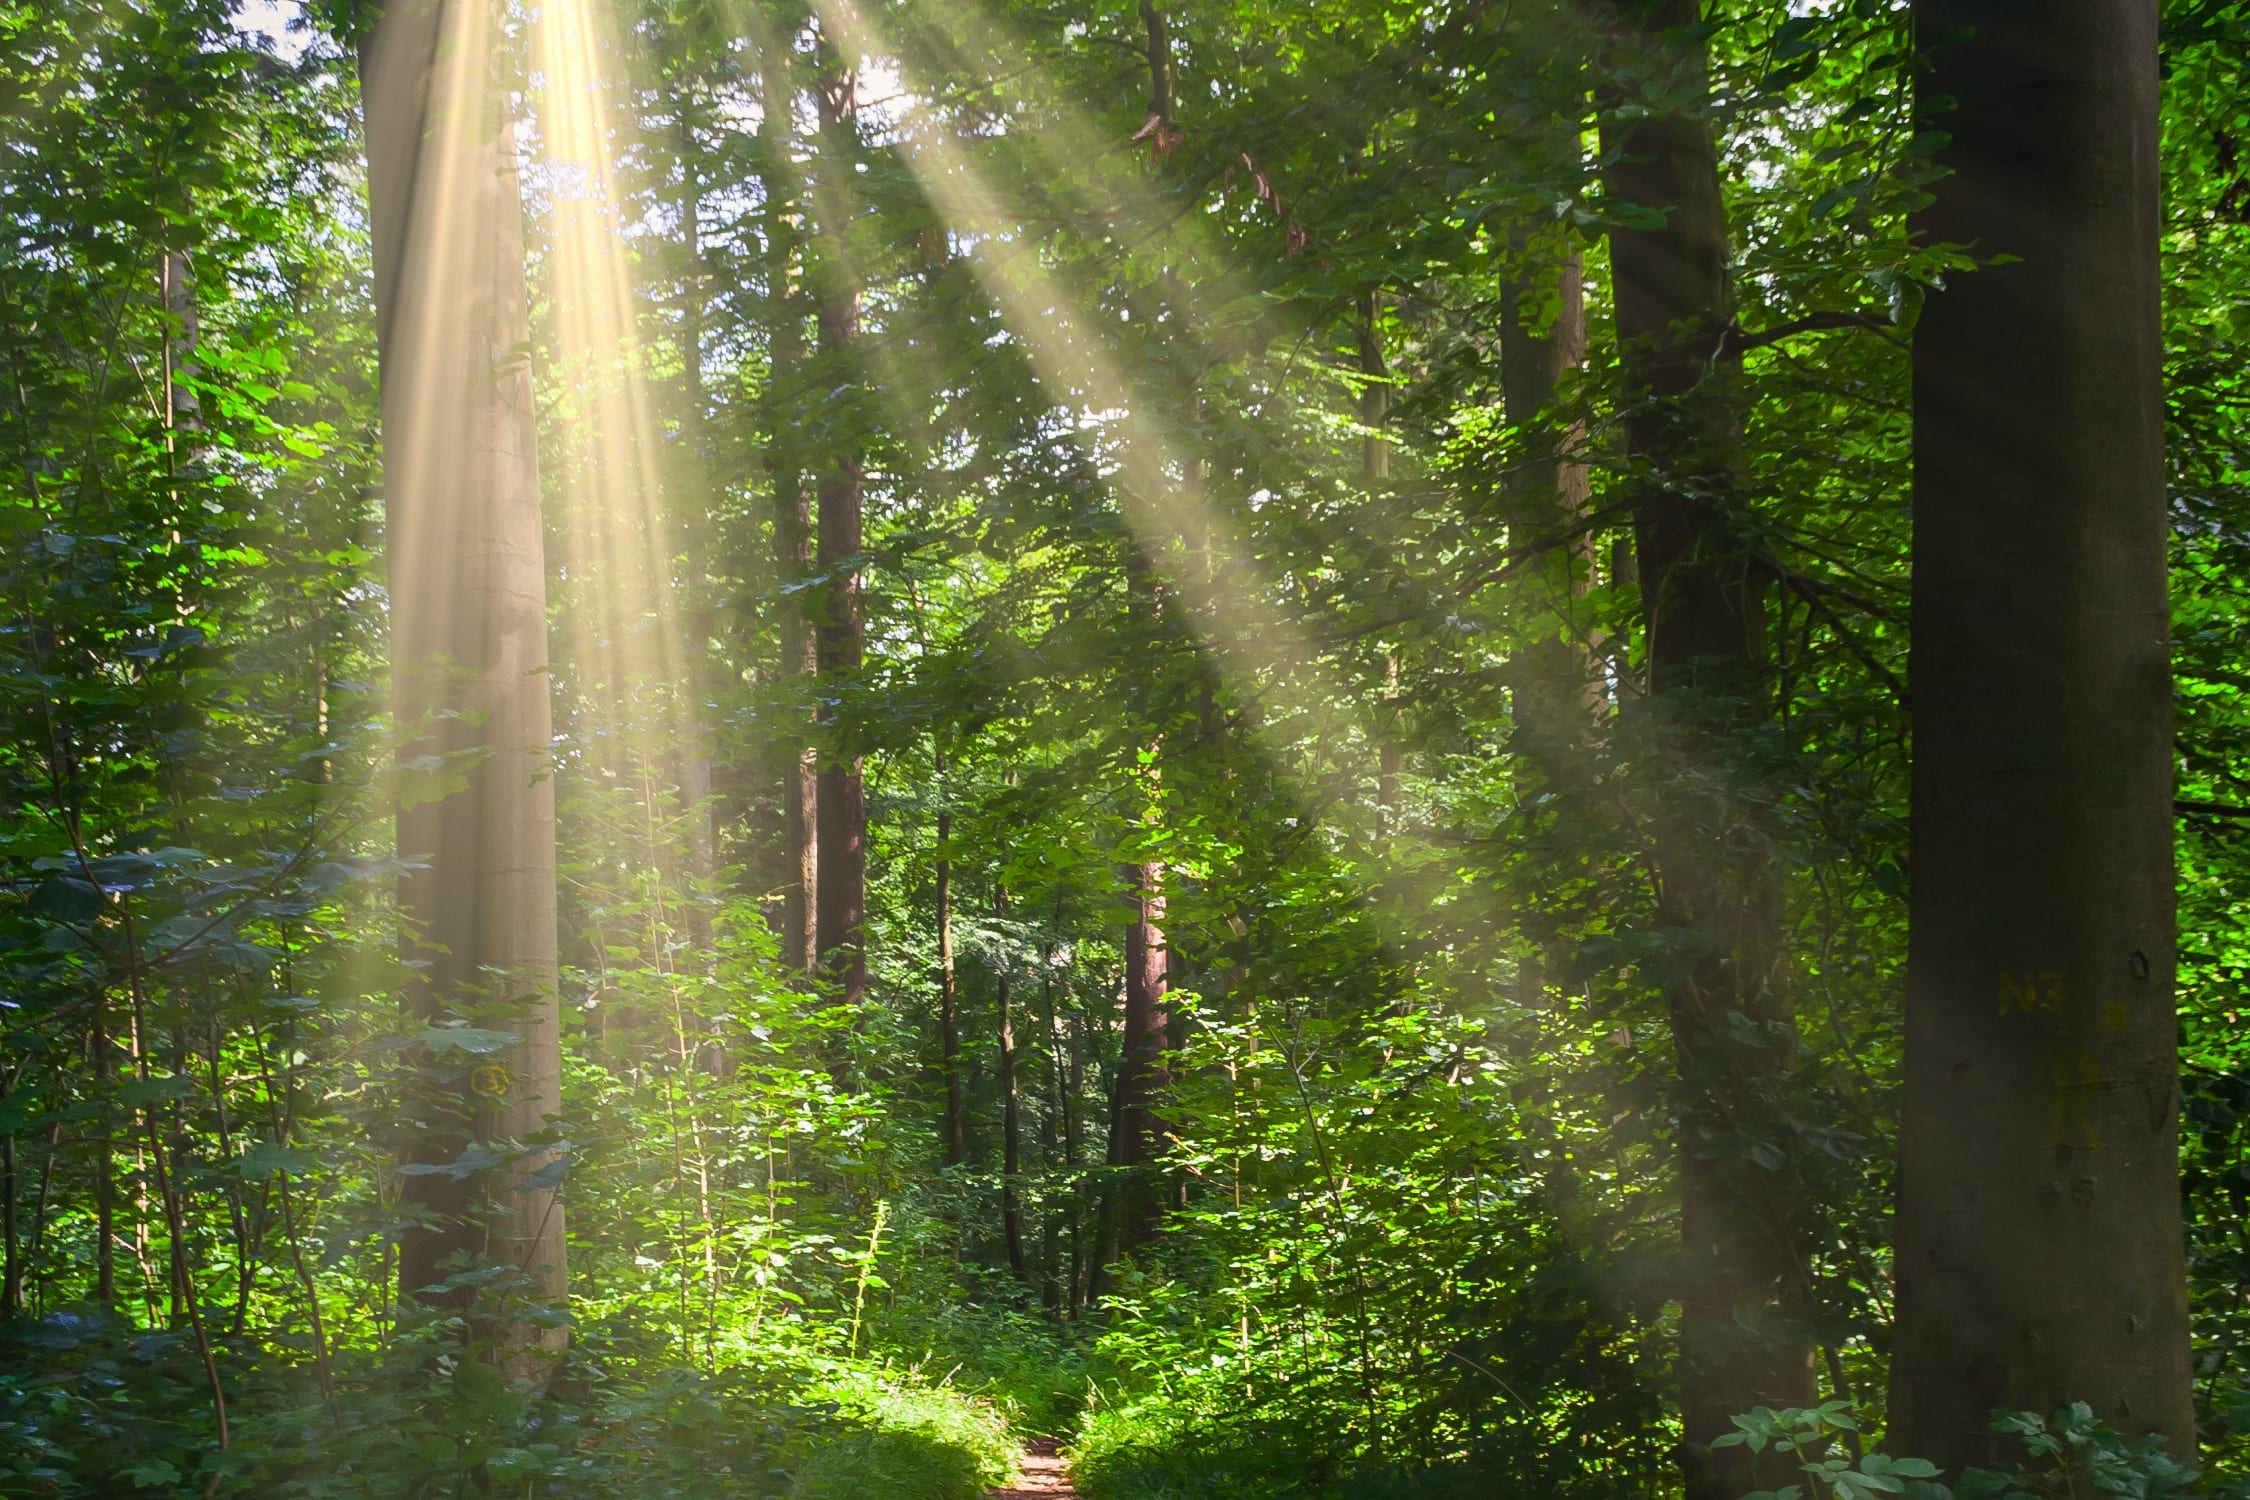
[788,1368,1017,1500]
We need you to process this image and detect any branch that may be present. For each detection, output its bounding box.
[1726,311,1906,354]
[2178,797,2250,820]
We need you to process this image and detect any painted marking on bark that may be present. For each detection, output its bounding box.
[1997,970,2063,1015]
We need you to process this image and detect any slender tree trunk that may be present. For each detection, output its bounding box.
[91,999,114,1308]
[1597,4,1806,1490]
[1358,284,1390,482]
[811,42,866,1019]
[674,110,719,958]
[1040,931,1081,1316]
[1362,291,1406,835]
[937,785,965,1165]
[1890,0,2190,1465]
[360,0,566,1373]
[997,886,1029,1281]
[1094,852,1169,1292]
[760,45,820,975]
[1,1070,18,1319]
[1501,233,1596,738]
[1068,992,1089,1309]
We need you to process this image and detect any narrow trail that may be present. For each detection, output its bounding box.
[988,1436,1077,1499]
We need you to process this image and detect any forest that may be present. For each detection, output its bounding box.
[0,0,2243,1495]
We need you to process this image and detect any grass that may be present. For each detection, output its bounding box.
[1069,1399,1320,1500]
[786,1364,1018,1500]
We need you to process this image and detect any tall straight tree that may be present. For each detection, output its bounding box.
[1093,0,1181,1289]
[759,29,820,975]
[358,0,567,1365]
[1890,0,2192,1464]
[811,31,867,1018]
[1596,2,1807,1490]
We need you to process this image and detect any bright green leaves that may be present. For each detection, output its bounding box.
[1718,1403,1944,1500]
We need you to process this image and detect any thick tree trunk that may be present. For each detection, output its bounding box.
[1597,3,1807,1490]
[1093,854,1168,1293]
[360,0,566,1372]
[1088,0,1179,1297]
[1890,0,2190,1466]
[811,48,866,1019]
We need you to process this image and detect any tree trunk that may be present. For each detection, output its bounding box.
[811,43,866,1019]
[1089,0,1181,1296]
[1363,290,1406,833]
[997,886,1029,1281]
[1093,853,1168,1292]
[1041,931,1082,1315]
[760,44,820,976]
[90,1000,115,1308]
[1,1071,16,1319]
[937,792,965,1165]
[1358,285,1390,483]
[1501,234,1597,740]
[673,110,718,960]
[1890,0,2190,1465]
[360,0,566,1373]
[1597,3,1806,1490]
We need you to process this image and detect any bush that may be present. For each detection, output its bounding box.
[1071,1400,1318,1500]
[787,1366,1016,1500]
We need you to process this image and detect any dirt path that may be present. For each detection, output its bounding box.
[987,1436,1077,1499]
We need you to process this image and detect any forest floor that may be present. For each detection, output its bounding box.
[988,1436,1077,1499]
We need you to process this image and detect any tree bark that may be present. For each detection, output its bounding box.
[811,42,866,1020]
[1890,0,2191,1465]
[760,43,820,976]
[997,886,1028,1281]
[360,0,566,1373]
[1597,3,1807,1490]
[90,1000,114,1308]
[1088,0,1180,1300]
[1501,234,1597,741]
[672,107,718,960]
[1093,851,1168,1292]
[937,784,965,1165]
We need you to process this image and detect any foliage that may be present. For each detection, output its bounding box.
[1714,1403,2203,1500]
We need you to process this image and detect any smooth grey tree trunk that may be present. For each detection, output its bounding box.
[1890,0,2191,1466]
[812,45,867,1023]
[360,0,566,1374]
[759,42,820,977]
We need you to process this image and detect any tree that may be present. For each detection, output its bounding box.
[1596,3,1810,1490]
[811,28,868,1024]
[759,23,822,976]
[358,0,567,1366]
[1889,0,2192,1464]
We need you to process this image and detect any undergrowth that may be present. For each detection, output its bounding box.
[0,1308,1019,1500]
